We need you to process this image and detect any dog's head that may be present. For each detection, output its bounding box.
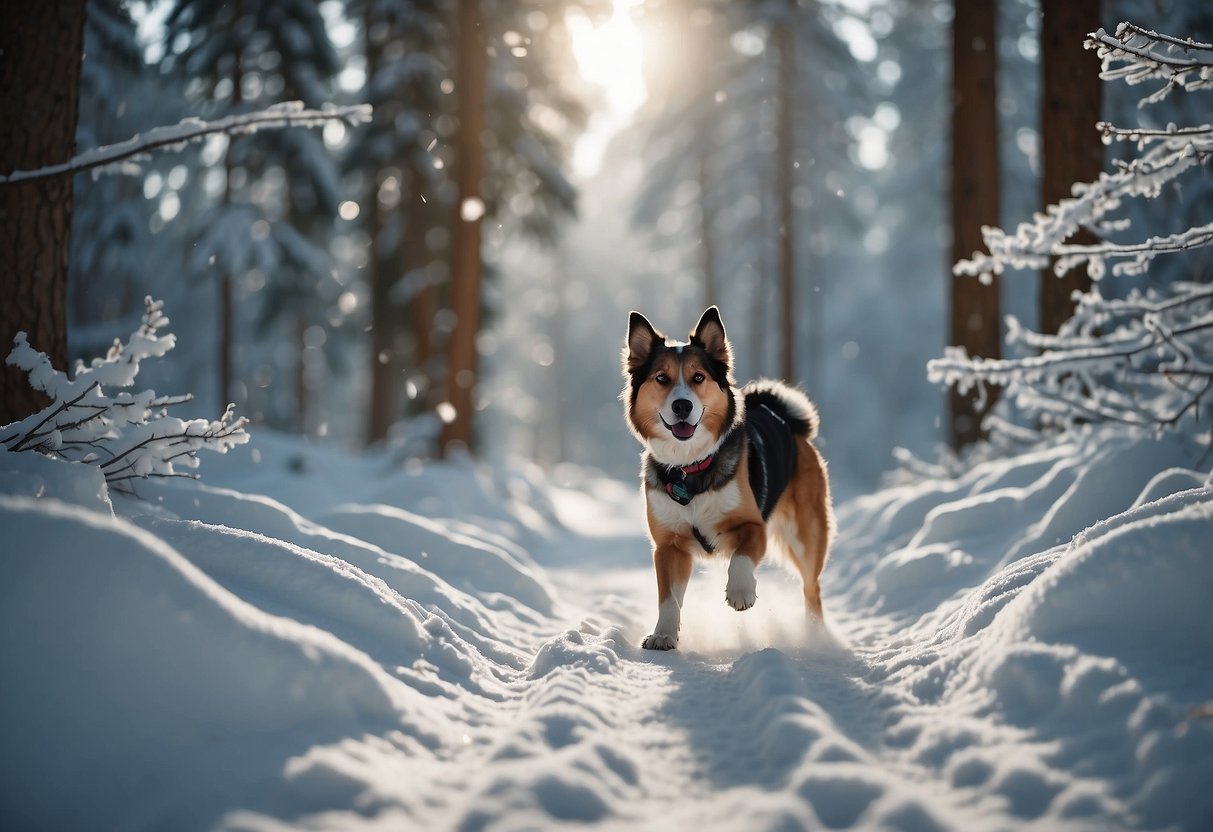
[622,306,742,465]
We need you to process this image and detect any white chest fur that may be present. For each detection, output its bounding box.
[647,479,741,550]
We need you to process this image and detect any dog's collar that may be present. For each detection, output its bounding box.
[660,454,715,506]
[645,428,742,507]
[679,455,714,476]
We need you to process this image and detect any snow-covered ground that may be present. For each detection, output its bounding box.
[2,426,1211,831]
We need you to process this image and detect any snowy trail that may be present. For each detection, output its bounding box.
[429,448,1213,832]
[428,503,977,831]
[3,430,1211,830]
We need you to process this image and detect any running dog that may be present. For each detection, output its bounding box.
[622,306,834,650]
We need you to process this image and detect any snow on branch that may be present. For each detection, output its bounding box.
[1098,122,1213,147]
[954,22,1213,287]
[938,21,1213,438]
[0,101,372,185]
[955,126,1210,284]
[927,281,1213,432]
[2,298,248,496]
[1087,22,1213,106]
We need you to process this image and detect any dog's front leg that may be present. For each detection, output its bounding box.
[721,522,765,612]
[642,541,692,650]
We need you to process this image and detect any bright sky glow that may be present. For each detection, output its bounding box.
[568,0,646,118]
[568,0,647,177]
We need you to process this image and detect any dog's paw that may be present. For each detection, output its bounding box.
[641,633,678,650]
[725,555,758,611]
[725,586,757,611]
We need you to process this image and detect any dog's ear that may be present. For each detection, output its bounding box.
[691,306,731,367]
[625,312,661,374]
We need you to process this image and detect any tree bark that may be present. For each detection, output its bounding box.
[1039,0,1103,334]
[295,313,308,433]
[439,0,487,456]
[697,138,717,309]
[218,0,245,413]
[363,4,398,446]
[364,187,399,445]
[0,0,87,424]
[404,178,438,410]
[948,0,1002,449]
[219,166,235,410]
[774,15,797,384]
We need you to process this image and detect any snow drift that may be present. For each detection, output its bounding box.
[0,423,1210,830]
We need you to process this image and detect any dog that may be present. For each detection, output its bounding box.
[622,306,834,650]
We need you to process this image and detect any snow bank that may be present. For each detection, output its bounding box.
[0,495,416,830]
[0,441,560,829]
[831,427,1213,829]
[0,424,1210,830]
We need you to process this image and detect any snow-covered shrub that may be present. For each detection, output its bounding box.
[929,22,1213,435]
[1,297,248,495]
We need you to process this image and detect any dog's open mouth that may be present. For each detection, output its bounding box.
[663,418,697,441]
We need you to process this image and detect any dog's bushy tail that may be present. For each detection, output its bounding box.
[743,380,820,439]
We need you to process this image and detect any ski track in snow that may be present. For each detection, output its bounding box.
[2,429,1212,831]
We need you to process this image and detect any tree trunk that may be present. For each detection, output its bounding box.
[439,0,487,456]
[774,12,797,384]
[295,313,308,434]
[403,177,439,410]
[948,0,1002,449]
[0,0,87,424]
[1039,0,1103,334]
[697,138,717,309]
[218,0,245,413]
[362,5,397,445]
[219,138,236,410]
[364,202,399,444]
[750,189,771,380]
[219,270,233,407]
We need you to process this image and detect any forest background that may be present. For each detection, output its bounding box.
[2,0,1211,500]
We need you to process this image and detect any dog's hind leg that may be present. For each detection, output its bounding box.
[642,541,693,650]
[777,443,833,625]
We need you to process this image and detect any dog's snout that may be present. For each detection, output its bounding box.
[672,398,693,420]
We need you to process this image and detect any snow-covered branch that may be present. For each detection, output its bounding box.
[952,22,1213,287]
[0,101,371,185]
[1086,22,1213,106]
[955,130,1210,284]
[1097,121,1213,147]
[2,298,248,496]
[939,21,1213,438]
[929,280,1213,433]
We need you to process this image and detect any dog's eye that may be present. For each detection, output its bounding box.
[691,372,705,384]
[654,373,670,385]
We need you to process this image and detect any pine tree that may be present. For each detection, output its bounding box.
[341,0,585,454]
[347,0,449,445]
[162,0,343,429]
[631,0,865,390]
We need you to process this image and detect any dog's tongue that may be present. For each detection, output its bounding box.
[671,421,696,439]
